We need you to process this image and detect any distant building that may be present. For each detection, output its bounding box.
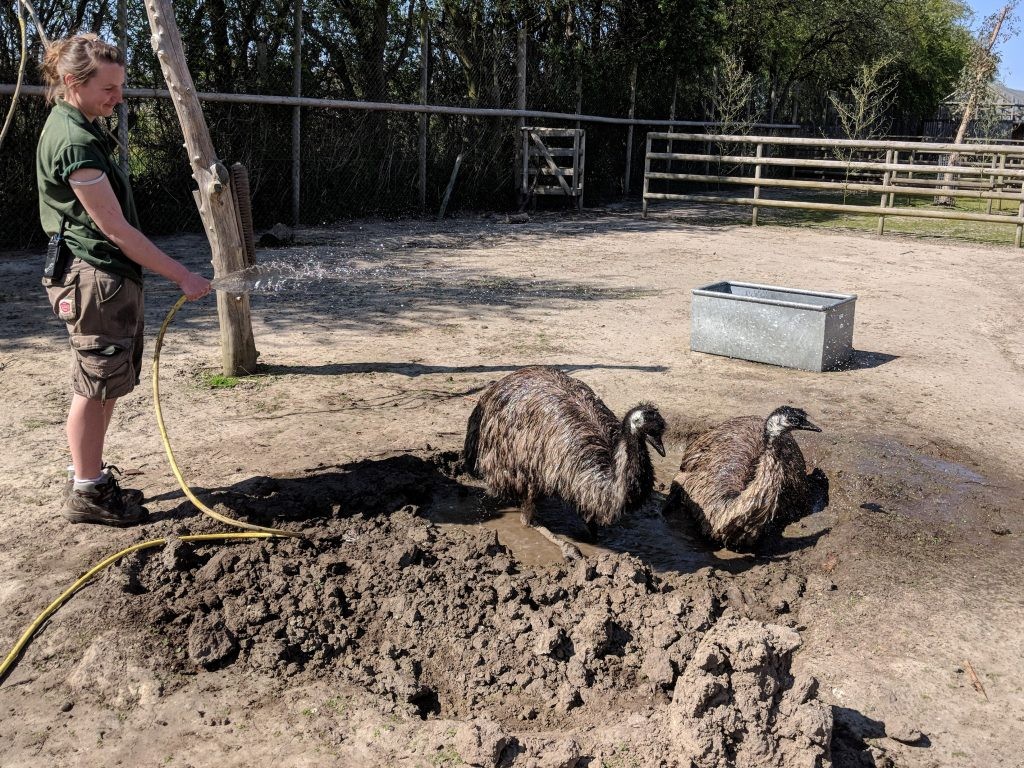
[926,81,1023,140]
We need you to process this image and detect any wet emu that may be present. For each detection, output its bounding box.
[463,367,666,557]
[666,406,822,550]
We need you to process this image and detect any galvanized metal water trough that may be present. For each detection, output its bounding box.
[691,281,857,372]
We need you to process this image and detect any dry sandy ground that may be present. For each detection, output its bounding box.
[0,206,1021,767]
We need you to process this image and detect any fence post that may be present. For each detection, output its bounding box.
[668,77,677,177]
[990,153,1005,215]
[877,148,893,235]
[116,0,129,175]
[515,25,527,207]
[751,143,763,226]
[419,4,429,211]
[624,63,637,197]
[1016,186,1023,248]
[143,0,257,375]
[291,0,302,227]
[642,133,652,218]
[888,150,898,208]
[575,73,582,133]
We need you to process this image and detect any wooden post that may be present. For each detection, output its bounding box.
[878,149,893,235]
[574,72,582,134]
[291,0,302,227]
[514,25,527,207]
[1016,186,1023,248]
[990,153,1005,214]
[438,152,463,219]
[116,0,129,175]
[642,133,651,218]
[624,63,637,196]
[668,76,677,177]
[143,0,258,376]
[572,128,581,211]
[888,151,898,208]
[752,143,763,226]
[418,3,429,211]
[578,129,585,210]
[521,128,530,205]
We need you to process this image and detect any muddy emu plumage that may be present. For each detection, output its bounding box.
[463,367,667,531]
[667,406,821,550]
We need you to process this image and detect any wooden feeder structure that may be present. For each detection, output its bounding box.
[521,127,585,210]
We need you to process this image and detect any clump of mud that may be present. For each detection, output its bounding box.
[107,459,831,767]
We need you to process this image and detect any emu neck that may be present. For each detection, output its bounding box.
[741,440,787,517]
[612,419,653,509]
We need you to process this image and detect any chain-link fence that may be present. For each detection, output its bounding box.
[0,0,804,248]
[2,0,974,248]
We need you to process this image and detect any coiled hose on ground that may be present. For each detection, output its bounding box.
[0,295,301,682]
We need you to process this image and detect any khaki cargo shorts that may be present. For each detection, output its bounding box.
[44,259,144,402]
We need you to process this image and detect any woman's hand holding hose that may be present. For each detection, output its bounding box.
[178,271,212,301]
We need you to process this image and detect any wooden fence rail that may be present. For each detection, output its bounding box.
[642,132,1024,247]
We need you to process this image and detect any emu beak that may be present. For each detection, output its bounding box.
[800,419,822,433]
[646,434,667,457]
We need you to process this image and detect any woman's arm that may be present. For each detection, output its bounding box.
[69,168,211,300]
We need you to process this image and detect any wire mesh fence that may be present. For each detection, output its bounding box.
[0,2,636,247]
[1,0,987,249]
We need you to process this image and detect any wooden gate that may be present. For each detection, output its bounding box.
[521,127,585,210]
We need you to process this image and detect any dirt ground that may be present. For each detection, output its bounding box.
[0,205,1021,767]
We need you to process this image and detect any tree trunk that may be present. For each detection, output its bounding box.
[936,5,1009,205]
[142,0,258,376]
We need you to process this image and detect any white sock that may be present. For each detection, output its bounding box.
[73,474,106,489]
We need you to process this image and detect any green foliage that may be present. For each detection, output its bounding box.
[830,58,899,142]
[200,372,241,389]
[0,0,980,245]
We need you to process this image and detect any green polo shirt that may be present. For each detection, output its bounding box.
[36,99,143,283]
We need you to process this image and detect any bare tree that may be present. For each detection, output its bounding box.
[828,57,898,200]
[829,57,898,143]
[707,53,761,137]
[937,1,1020,205]
[704,53,763,184]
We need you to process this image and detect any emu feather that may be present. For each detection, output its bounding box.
[668,406,821,549]
[463,367,667,536]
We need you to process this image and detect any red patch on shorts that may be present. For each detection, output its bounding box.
[58,296,76,320]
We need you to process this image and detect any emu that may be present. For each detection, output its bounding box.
[666,406,821,550]
[463,366,667,559]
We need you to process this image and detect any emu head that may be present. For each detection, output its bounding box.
[627,404,667,456]
[766,406,821,439]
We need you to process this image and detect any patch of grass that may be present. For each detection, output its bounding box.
[604,743,641,768]
[324,697,348,715]
[199,372,241,389]
[430,746,464,766]
[761,190,1022,247]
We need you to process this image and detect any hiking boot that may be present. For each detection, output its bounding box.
[63,465,144,506]
[63,473,148,527]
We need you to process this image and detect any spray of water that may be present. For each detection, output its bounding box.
[209,259,407,294]
[207,250,632,304]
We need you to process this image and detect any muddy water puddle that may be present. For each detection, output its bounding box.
[844,436,1013,530]
[424,433,1019,572]
[427,491,735,573]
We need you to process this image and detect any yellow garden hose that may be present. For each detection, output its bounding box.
[1,295,300,682]
[153,295,301,537]
[0,532,271,680]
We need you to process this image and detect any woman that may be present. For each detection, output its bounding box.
[38,34,211,526]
